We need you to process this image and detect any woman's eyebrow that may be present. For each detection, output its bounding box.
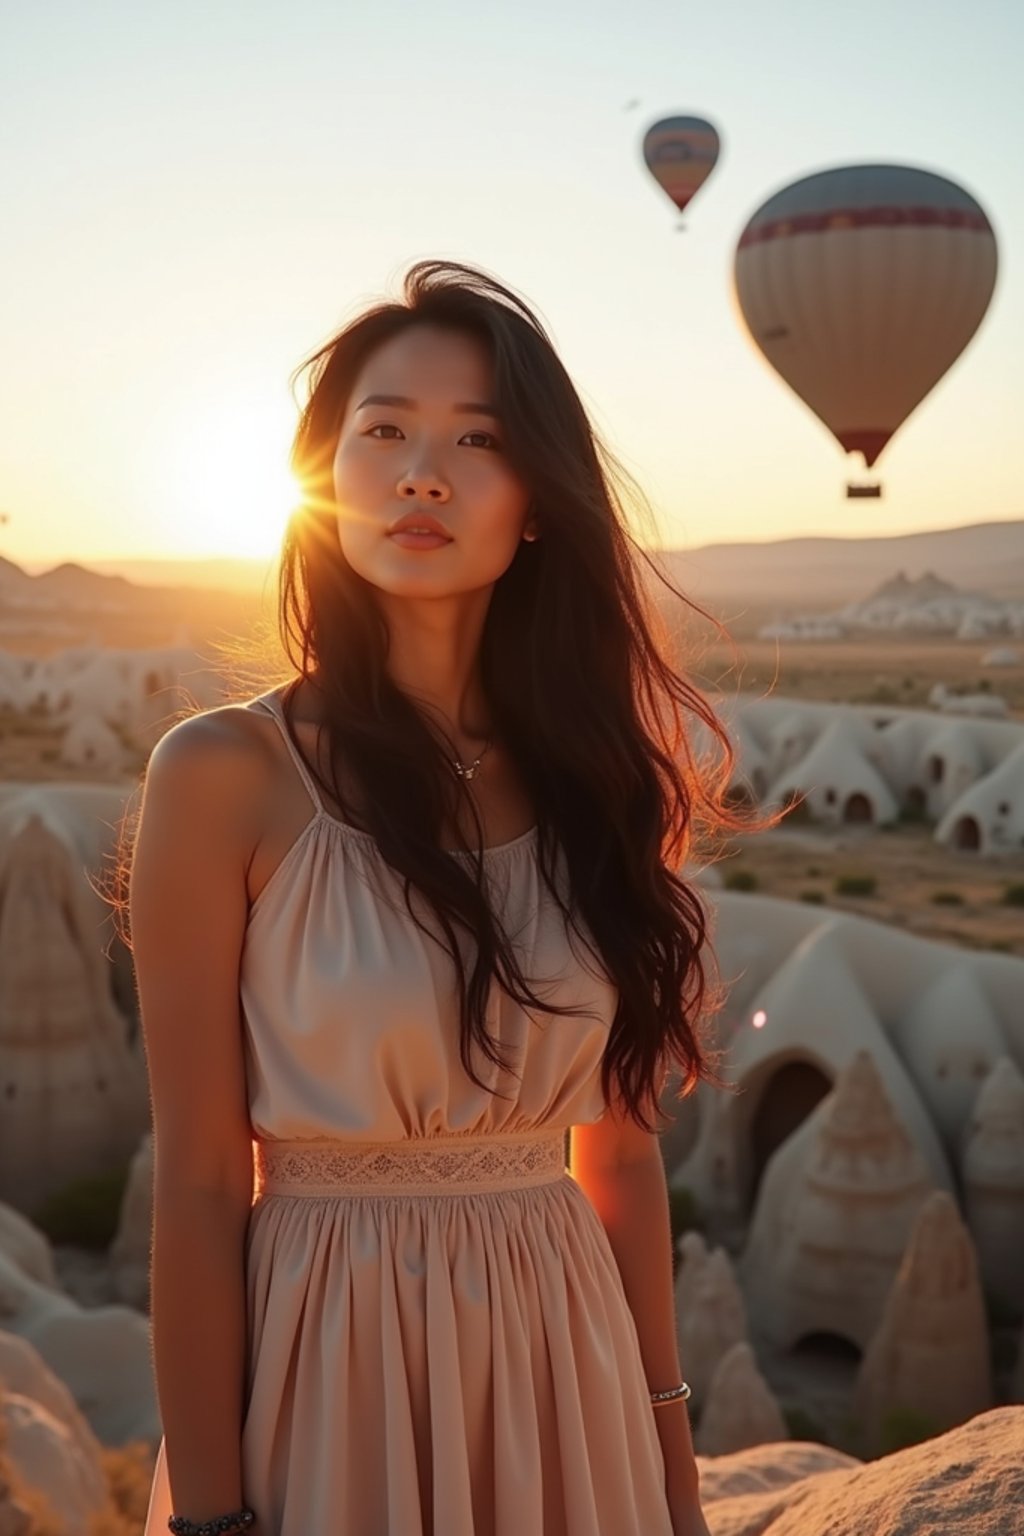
[354,393,501,419]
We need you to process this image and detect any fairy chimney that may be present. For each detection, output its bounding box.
[853,1190,993,1453]
[738,1051,938,1352]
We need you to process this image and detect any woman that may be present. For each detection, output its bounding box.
[131,260,741,1535]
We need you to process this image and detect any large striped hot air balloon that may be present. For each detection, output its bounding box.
[733,164,998,494]
[642,115,720,218]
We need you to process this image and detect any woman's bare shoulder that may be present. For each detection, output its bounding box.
[142,695,280,821]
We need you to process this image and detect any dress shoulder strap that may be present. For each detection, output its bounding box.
[249,689,326,818]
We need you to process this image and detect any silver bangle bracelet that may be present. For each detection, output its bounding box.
[649,1380,691,1407]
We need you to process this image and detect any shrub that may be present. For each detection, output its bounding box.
[834,874,877,898]
[1000,883,1024,908]
[799,890,825,905]
[724,868,759,893]
[930,890,965,906]
[33,1166,131,1250]
[96,1440,159,1528]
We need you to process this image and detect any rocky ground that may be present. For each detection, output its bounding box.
[715,821,1024,957]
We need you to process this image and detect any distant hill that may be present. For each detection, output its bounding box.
[0,552,265,656]
[8,518,1023,609]
[52,554,280,594]
[659,519,1024,607]
[864,570,965,605]
[1,557,140,609]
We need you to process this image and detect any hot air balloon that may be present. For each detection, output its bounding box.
[642,115,720,222]
[732,164,998,496]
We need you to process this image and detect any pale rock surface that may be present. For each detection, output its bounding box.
[0,1250,157,1445]
[0,1210,59,1294]
[0,1389,105,1536]
[57,711,124,773]
[694,1341,789,1456]
[871,712,931,794]
[738,1051,940,1352]
[889,967,1006,1153]
[0,810,149,1212]
[0,1333,102,1475]
[676,889,1021,1243]
[936,739,1024,856]
[110,1131,153,1310]
[763,710,819,779]
[697,1405,1023,1536]
[853,1190,994,1455]
[23,1307,158,1448]
[694,1437,858,1505]
[674,1232,750,1411]
[767,716,899,826]
[961,1057,1024,1319]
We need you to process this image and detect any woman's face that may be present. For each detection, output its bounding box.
[331,324,535,599]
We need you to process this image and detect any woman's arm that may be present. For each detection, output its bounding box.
[130,712,264,1522]
[571,1109,703,1514]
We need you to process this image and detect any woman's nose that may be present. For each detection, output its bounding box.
[397,467,450,501]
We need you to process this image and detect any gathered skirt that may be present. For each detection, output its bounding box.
[143,1130,674,1536]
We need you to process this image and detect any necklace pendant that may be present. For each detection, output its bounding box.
[451,737,491,782]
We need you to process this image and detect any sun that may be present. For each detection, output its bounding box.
[161,388,304,559]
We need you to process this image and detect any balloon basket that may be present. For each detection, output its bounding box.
[845,481,882,499]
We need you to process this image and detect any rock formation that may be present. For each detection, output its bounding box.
[0,1386,106,1535]
[0,811,149,1211]
[694,1341,789,1455]
[961,1057,1024,1321]
[853,1190,993,1455]
[674,1231,750,1411]
[0,1210,59,1295]
[0,1250,157,1445]
[737,1052,939,1352]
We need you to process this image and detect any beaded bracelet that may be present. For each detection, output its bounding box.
[649,1380,692,1408]
[167,1506,255,1535]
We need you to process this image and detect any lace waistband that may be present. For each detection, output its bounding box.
[254,1129,568,1196]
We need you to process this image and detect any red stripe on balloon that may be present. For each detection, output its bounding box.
[738,205,991,249]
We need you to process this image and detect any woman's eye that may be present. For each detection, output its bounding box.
[364,424,500,451]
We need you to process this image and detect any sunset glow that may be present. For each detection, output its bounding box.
[1,1,1021,570]
[148,390,301,558]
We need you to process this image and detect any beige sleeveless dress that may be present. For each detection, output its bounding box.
[143,686,673,1536]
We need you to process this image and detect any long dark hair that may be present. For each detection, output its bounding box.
[267,258,752,1130]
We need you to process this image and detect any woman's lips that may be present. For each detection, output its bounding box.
[387,531,453,550]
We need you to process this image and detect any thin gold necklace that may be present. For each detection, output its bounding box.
[450,737,493,781]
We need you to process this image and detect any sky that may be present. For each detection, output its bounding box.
[1,0,1021,571]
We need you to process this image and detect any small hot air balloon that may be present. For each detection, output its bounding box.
[642,115,721,221]
[733,164,998,495]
